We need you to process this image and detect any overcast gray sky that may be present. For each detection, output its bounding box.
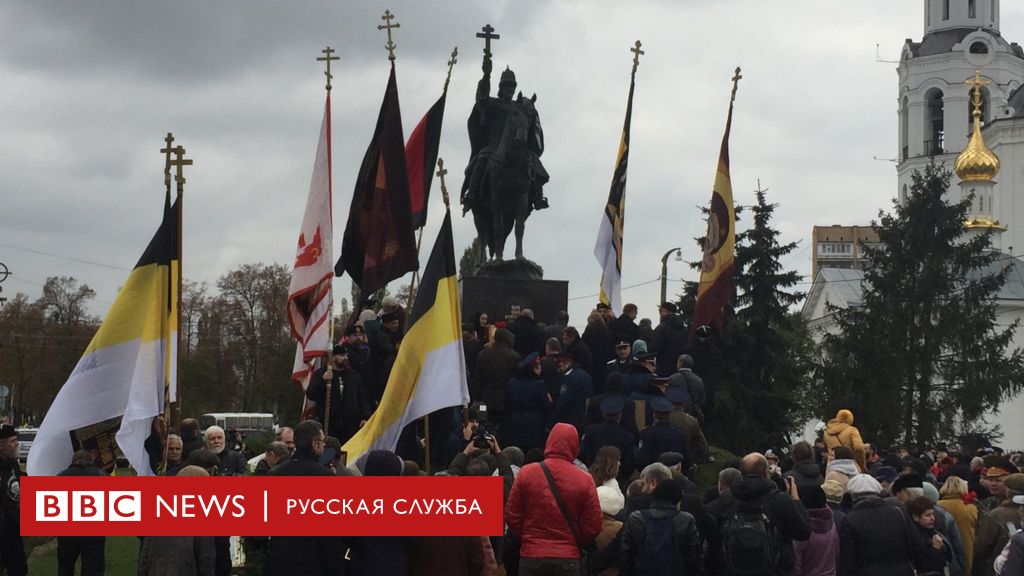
[4,0,1009,325]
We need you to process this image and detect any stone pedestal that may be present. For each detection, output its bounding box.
[460,276,569,327]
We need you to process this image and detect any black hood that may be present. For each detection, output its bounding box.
[732,476,777,503]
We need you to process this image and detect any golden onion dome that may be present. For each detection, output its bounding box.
[956,72,1000,182]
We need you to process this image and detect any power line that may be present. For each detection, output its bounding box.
[0,241,131,272]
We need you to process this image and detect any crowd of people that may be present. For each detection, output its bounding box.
[0,299,1022,576]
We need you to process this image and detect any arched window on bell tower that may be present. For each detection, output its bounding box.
[970,0,977,18]
[926,88,945,155]
[943,0,950,20]
[901,96,910,160]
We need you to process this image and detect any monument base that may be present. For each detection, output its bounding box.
[460,276,568,327]
[475,258,544,281]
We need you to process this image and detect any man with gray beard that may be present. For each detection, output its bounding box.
[204,425,247,476]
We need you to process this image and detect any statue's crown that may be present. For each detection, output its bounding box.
[500,66,516,84]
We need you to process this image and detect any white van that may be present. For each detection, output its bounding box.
[199,413,276,434]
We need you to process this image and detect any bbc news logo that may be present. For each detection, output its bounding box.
[36,491,141,522]
[23,476,505,537]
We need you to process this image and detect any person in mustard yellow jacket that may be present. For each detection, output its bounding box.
[823,409,867,473]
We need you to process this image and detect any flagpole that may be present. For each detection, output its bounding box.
[317,46,340,435]
[171,145,191,432]
[159,133,174,474]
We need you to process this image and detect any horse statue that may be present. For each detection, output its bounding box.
[471,94,540,261]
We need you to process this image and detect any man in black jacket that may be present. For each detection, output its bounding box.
[266,421,346,576]
[508,308,544,357]
[651,302,688,376]
[307,344,373,445]
[580,397,636,486]
[609,303,640,343]
[203,425,248,476]
[57,451,106,576]
[620,479,702,575]
[728,453,811,576]
[0,425,25,576]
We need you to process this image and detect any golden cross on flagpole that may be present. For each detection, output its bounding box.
[317,46,340,91]
[170,145,193,191]
[444,47,458,93]
[965,69,991,115]
[630,40,645,72]
[730,67,743,103]
[436,158,450,209]
[160,133,176,192]
[378,10,400,61]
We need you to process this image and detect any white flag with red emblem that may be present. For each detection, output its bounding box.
[288,96,334,388]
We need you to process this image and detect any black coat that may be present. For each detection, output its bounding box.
[474,341,520,412]
[636,421,694,471]
[307,365,373,444]
[609,314,640,342]
[731,476,811,576]
[585,392,638,434]
[582,325,614,393]
[508,316,544,357]
[837,496,916,576]
[216,449,248,476]
[619,500,702,575]
[651,314,688,376]
[369,326,401,400]
[784,462,824,487]
[266,450,344,576]
[505,375,552,453]
[551,365,593,435]
[580,420,636,484]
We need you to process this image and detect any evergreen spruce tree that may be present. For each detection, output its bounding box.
[678,188,813,452]
[819,163,1024,446]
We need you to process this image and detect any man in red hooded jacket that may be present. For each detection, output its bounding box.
[505,422,603,575]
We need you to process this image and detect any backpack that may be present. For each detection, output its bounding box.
[634,509,682,576]
[721,503,780,576]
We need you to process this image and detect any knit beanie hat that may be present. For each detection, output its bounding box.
[597,485,624,516]
[922,482,940,504]
[364,450,404,476]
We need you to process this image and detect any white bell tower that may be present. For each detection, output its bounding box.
[896,0,1024,208]
[924,0,999,34]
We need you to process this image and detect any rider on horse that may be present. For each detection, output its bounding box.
[461,53,549,217]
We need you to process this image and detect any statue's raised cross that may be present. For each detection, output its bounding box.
[160,133,176,188]
[378,10,400,61]
[317,46,340,90]
[630,40,645,71]
[436,158,450,208]
[965,69,991,114]
[170,145,193,189]
[476,24,500,58]
[731,67,743,103]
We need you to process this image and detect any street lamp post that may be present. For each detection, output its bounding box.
[660,247,682,305]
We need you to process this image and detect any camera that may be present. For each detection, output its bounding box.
[472,403,493,450]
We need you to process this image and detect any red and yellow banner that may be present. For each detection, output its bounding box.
[692,69,741,337]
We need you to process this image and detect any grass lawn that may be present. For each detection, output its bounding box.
[28,536,140,575]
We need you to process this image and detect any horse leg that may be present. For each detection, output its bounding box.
[493,211,505,261]
[514,215,525,260]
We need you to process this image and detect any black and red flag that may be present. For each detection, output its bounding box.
[335,66,419,293]
[405,94,447,229]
